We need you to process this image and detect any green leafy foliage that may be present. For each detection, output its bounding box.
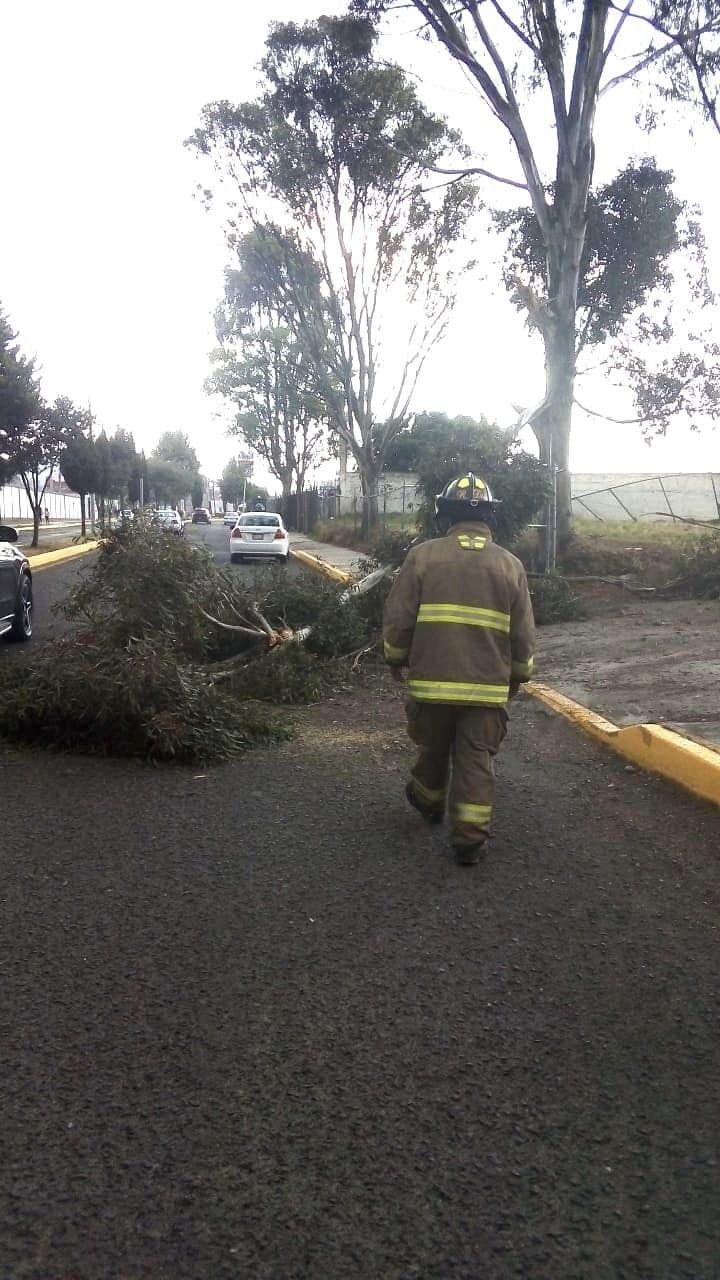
[0,524,385,760]
[497,162,691,349]
[60,432,100,499]
[220,456,269,510]
[231,646,341,704]
[188,14,477,532]
[210,261,331,497]
[496,160,720,435]
[0,307,41,484]
[667,533,720,598]
[402,412,550,546]
[0,633,284,761]
[149,430,202,506]
[529,574,588,625]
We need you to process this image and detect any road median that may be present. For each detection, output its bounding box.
[27,540,100,571]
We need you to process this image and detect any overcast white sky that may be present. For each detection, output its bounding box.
[1,0,718,491]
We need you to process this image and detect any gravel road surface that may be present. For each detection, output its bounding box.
[2,677,719,1280]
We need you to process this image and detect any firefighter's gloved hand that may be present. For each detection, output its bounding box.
[508,680,522,700]
[389,666,406,684]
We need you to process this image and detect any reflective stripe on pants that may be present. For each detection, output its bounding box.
[405,700,508,848]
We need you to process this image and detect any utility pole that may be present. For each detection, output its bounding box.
[88,401,96,535]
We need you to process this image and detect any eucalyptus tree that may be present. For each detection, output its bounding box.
[356,0,720,545]
[498,159,719,435]
[60,431,100,536]
[14,397,89,546]
[0,309,41,488]
[188,14,477,534]
[209,251,330,508]
[150,430,201,508]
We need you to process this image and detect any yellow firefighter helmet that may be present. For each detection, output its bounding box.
[435,472,499,521]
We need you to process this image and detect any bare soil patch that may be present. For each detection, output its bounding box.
[537,583,720,745]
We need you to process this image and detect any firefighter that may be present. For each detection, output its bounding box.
[382,472,535,865]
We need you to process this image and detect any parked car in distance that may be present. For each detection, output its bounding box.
[191,508,212,524]
[223,509,241,526]
[229,512,290,564]
[152,509,184,536]
[0,524,33,642]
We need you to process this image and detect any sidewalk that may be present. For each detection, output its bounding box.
[290,531,363,576]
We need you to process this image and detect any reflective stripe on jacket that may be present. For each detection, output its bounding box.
[382,522,535,706]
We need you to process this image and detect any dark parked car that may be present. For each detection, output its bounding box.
[191,508,212,524]
[0,525,33,642]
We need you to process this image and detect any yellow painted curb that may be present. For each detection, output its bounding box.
[26,540,100,571]
[528,681,720,810]
[290,548,355,585]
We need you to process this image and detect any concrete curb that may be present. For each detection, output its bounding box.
[27,540,100,571]
[527,682,720,810]
[290,548,355,585]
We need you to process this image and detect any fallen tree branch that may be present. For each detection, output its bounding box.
[649,513,720,532]
[250,604,278,645]
[529,572,656,594]
[199,608,266,637]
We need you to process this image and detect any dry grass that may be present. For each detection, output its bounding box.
[561,517,709,582]
[312,512,417,553]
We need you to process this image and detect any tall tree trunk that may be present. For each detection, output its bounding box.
[358,455,380,540]
[534,312,576,565]
[281,479,292,526]
[31,504,41,548]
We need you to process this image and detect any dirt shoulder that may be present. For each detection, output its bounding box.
[537,587,720,747]
[304,525,720,748]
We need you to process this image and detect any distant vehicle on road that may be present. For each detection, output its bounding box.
[223,510,241,526]
[152,509,184,537]
[229,512,290,564]
[191,508,212,524]
[0,524,33,642]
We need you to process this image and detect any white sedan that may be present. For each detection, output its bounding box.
[229,512,290,564]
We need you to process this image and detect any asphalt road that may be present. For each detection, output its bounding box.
[2,669,720,1278]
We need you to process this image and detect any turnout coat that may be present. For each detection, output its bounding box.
[382,522,535,706]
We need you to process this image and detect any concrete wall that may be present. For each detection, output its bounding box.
[571,473,720,522]
[337,464,720,523]
[339,471,420,516]
[1,482,82,521]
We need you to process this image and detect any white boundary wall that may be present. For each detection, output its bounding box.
[339,470,421,515]
[338,467,720,522]
[571,473,720,522]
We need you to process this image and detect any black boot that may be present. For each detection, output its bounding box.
[453,842,487,866]
[405,782,443,825]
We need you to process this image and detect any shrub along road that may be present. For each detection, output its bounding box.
[2,675,719,1279]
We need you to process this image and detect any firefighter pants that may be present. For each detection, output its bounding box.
[405,700,508,848]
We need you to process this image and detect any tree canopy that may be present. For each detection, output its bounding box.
[353,0,720,550]
[220,456,268,509]
[385,411,550,545]
[188,13,478,533]
[209,250,330,502]
[0,309,41,486]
